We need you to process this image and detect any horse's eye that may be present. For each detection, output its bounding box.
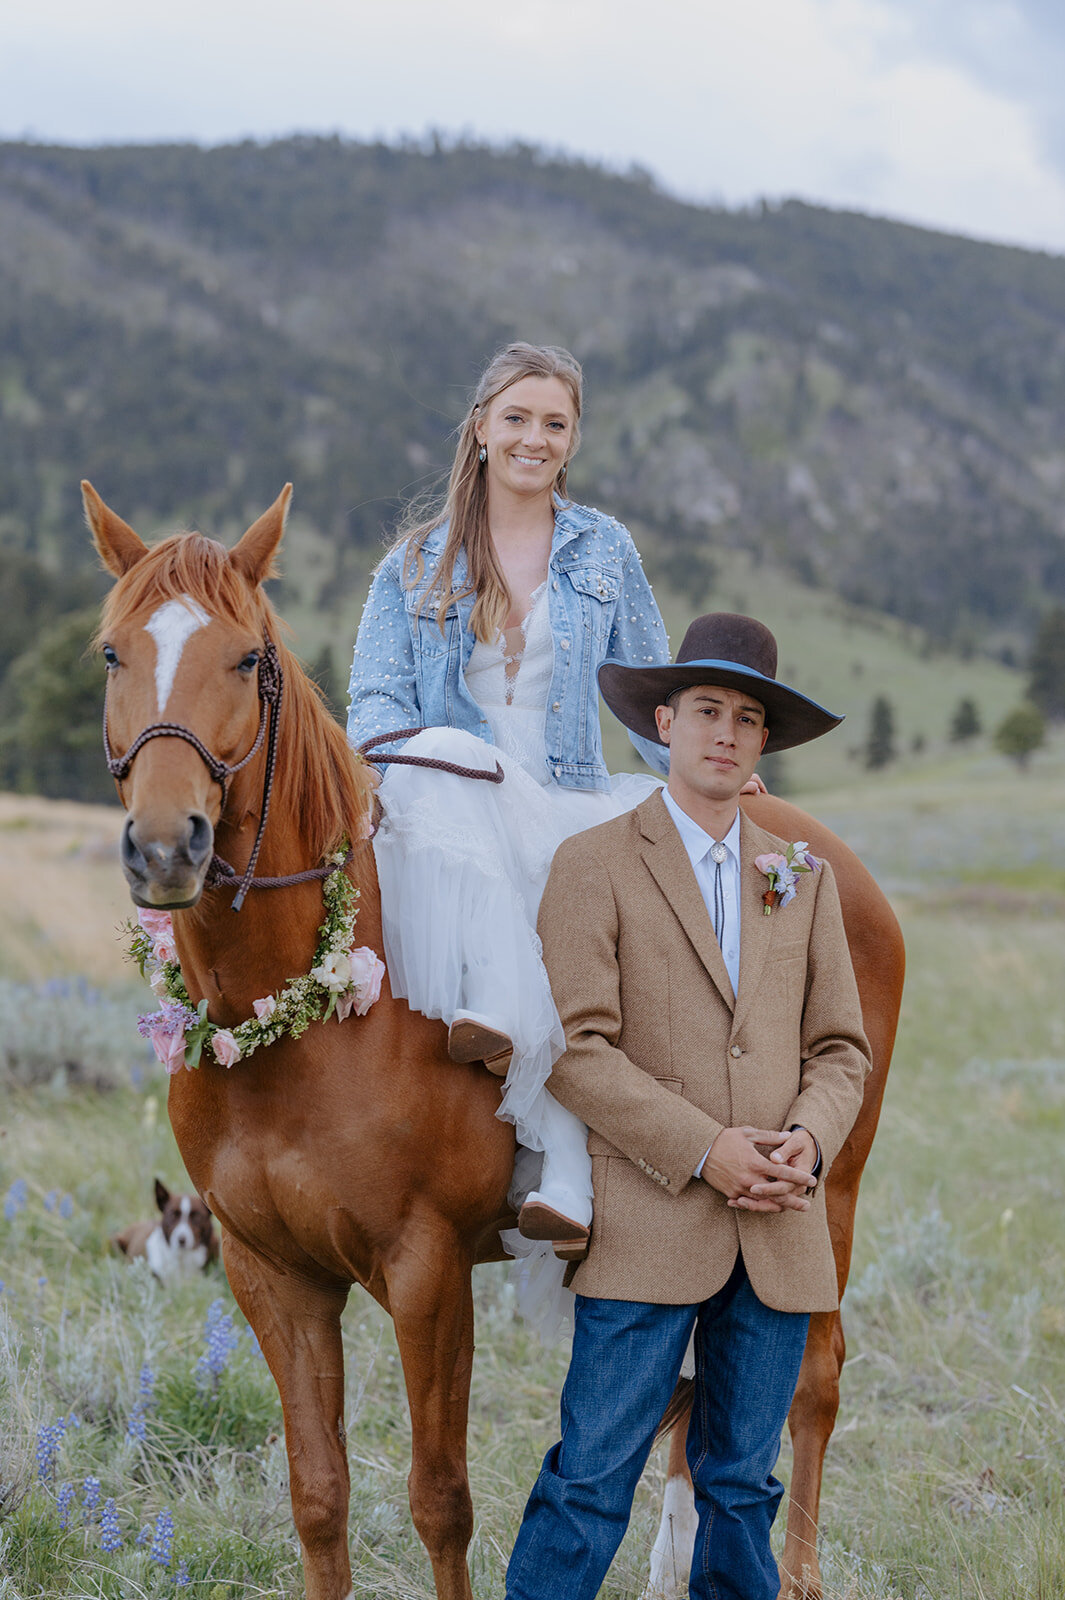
[102,646,119,670]
[238,652,260,674]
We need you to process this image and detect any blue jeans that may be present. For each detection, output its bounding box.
[506,1258,809,1600]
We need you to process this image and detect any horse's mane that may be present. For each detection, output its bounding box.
[98,534,372,862]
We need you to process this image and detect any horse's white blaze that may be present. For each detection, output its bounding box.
[642,1473,697,1600]
[145,595,210,714]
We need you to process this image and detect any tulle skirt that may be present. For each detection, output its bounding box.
[374,727,661,1154]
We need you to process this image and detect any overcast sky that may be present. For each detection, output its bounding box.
[3,0,1065,255]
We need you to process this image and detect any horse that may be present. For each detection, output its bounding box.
[86,481,903,1600]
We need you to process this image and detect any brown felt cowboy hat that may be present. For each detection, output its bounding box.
[598,612,843,755]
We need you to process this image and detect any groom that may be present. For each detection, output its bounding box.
[506,614,871,1600]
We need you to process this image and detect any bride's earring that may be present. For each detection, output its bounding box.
[478,443,487,464]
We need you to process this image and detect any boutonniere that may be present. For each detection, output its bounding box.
[755,841,821,915]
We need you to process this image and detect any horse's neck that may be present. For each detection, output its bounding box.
[175,803,380,1015]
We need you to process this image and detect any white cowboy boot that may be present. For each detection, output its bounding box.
[447,1009,513,1075]
[518,1092,593,1259]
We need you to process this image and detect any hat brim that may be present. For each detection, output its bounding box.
[597,657,843,755]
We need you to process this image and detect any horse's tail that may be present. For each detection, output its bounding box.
[656,1375,694,1441]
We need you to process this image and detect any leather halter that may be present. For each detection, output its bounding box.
[103,638,284,912]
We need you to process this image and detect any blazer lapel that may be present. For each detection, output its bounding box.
[637,793,735,1011]
[732,814,777,1034]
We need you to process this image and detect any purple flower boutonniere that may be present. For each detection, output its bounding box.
[755,841,821,915]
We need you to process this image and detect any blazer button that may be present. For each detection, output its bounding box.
[730,1045,743,1058]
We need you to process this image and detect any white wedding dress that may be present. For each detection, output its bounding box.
[372,584,661,1325]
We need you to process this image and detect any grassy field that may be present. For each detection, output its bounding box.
[1,739,1064,1598]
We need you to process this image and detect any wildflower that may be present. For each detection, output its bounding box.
[4,1178,28,1221]
[44,1189,58,1212]
[128,1360,155,1440]
[36,1417,67,1482]
[136,1524,152,1547]
[175,1558,191,1586]
[81,1474,101,1522]
[195,1299,239,1388]
[100,1497,123,1552]
[149,1506,174,1566]
[59,1194,74,1220]
[246,1325,264,1359]
[57,1481,75,1530]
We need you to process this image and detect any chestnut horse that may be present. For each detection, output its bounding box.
[87,482,903,1600]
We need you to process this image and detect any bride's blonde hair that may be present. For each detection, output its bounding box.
[397,342,583,642]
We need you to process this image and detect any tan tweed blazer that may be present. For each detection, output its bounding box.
[538,791,871,1313]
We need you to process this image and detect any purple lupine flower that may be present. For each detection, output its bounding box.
[59,1194,74,1220]
[175,1558,190,1587]
[4,1178,27,1221]
[36,1417,67,1482]
[57,1481,75,1529]
[44,1189,58,1212]
[149,1506,174,1566]
[100,1497,123,1552]
[195,1299,239,1388]
[128,1360,156,1440]
[81,1474,101,1522]
[136,1524,153,1547]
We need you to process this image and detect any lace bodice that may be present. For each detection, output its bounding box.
[465,583,554,783]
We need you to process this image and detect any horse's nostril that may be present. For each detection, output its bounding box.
[120,815,147,874]
[187,813,213,866]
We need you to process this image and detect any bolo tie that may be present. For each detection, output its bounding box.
[710,841,727,946]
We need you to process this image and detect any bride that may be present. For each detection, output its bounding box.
[346,342,671,1257]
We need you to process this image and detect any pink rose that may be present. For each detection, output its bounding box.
[138,907,178,964]
[211,1030,241,1068]
[335,947,385,1020]
[146,1021,187,1075]
[252,995,277,1022]
[755,852,787,874]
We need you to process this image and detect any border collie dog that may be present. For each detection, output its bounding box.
[113,1179,219,1282]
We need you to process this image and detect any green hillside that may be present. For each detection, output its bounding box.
[0,134,1059,799]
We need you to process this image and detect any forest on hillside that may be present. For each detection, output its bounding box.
[2,134,1065,797]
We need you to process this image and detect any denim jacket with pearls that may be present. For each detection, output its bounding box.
[346,500,671,791]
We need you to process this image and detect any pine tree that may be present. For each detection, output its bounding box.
[864,696,896,770]
[948,697,981,742]
[1027,606,1065,720]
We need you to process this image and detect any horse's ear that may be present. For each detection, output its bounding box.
[229,484,292,586]
[82,480,149,575]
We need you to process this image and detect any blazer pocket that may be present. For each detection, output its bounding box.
[779,955,806,1008]
[586,1077,683,1157]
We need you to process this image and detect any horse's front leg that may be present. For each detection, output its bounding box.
[222,1231,353,1600]
[386,1225,477,1600]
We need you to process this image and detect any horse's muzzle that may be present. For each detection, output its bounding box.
[122,812,214,908]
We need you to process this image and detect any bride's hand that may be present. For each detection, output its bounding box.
[740,774,768,796]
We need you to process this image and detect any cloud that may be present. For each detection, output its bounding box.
[2,0,1065,252]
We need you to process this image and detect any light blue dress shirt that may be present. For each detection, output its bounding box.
[660,789,741,996]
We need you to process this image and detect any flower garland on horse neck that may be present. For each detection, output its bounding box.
[129,855,385,1073]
